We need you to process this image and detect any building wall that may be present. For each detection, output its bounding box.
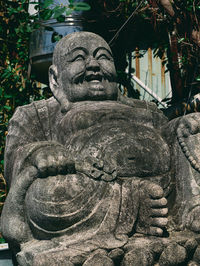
[131,48,172,107]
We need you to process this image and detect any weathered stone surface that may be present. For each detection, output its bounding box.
[193,246,200,264]
[122,248,154,266]
[184,238,198,256]
[159,243,187,265]
[2,31,200,265]
[108,248,124,262]
[83,250,114,266]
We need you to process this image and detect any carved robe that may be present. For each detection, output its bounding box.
[2,97,170,250]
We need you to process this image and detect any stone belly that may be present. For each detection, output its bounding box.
[58,102,170,177]
[26,109,170,236]
[65,122,170,178]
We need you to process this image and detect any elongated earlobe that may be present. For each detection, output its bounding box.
[49,65,59,94]
[49,65,71,112]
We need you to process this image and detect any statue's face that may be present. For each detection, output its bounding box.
[56,34,118,102]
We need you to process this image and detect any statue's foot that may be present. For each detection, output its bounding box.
[136,180,168,236]
[186,206,200,233]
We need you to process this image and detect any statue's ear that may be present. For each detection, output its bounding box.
[49,64,58,92]
[49,65,71,113]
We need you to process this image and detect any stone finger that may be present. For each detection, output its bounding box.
[93,159,104,170]
[189,120,200,135]
[140,180,164,199]
[84,156,104,170]
[23,166,38,180]
[148,226,163,236]
[149,197,167,207]
[181,116,200,135]
[88,168,103,179]
[182,127,190,138]
[37,159,49,178]
[149,184,164,199]
[151,207,168,217]
[101,172,116,181]
[151,217,168,227]
[76,161,102,179]
[33,150,45,166]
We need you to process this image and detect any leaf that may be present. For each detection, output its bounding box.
[66,9,73,16]
[40,9,53,20]
[178,38,184,43]
[42,0,54,9]
[26,25,32,33]
[4,106,11,111]
[0,238,5,244]
[4,94,12,98]
[33,23,40,30]
[2,71,12,79]
[51,32,63,43]
[68,4,74,9]
[73,2,91,11]
[53,7,66,19]
[7,7,18,14]
[56,15,65,22]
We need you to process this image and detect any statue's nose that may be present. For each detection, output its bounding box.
[86,57,100,72]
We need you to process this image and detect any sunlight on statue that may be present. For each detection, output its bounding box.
[2,32,200,266]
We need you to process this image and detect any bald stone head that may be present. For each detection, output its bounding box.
[49,31,118,111]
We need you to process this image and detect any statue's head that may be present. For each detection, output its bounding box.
[49,31,118,112]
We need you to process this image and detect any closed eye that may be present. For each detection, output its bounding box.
[96,54,110,60]
[72,55,85,62]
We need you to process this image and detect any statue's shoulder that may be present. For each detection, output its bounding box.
[118,94,168,127]
[12,97,58,119]
[118,94,162,113]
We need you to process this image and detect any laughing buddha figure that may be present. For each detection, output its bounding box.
[2,32,200,266]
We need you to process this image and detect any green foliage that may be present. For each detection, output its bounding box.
[0,237,6,244]
[73,2,91,11]
[1,0,34,180]
[38,0,91,22]
[117,0,200,102]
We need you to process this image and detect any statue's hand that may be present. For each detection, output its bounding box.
[32,145,75,178]
[178,113,200,137]
[75,156,117,182]
[136,180,168,236]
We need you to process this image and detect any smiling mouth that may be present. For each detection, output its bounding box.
[89,80,101,83]
[84,74,105,91]
[85,74,103,82]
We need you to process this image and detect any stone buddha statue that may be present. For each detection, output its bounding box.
[2,32,200,265]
